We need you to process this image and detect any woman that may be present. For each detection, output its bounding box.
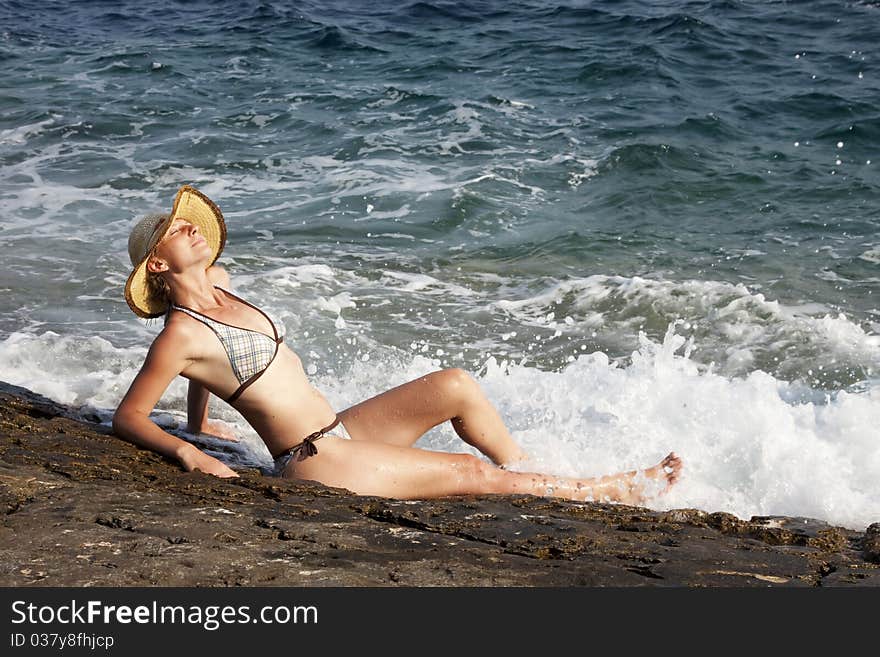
[113,185,682,504]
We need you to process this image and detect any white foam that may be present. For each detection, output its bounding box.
[317,292,357,315]
[859,246,880,263]
[0,331,149,408]
[0,118,56,145]
[380,270,475,296]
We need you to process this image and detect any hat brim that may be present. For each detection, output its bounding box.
[124,185,227,318]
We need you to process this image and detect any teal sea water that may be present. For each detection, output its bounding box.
[1,0,878,528]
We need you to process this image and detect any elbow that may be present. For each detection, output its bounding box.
[112,406,137,440]
[111,408,126,438]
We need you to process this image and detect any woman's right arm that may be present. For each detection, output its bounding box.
[112,328,238,478]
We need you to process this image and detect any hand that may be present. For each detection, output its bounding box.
[179,446,239,478]
[201,419,239,442]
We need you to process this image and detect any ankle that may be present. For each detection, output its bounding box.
[498,451,528,470]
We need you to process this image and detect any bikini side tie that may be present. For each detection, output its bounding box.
[291,416,341,462]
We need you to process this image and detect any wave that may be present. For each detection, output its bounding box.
[302,24,386,53]
[598,143,701,174]
[397,1,502,23]
[492,275,880,388]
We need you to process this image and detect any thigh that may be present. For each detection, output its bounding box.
[284,435,488,499]
[338,371,460,447]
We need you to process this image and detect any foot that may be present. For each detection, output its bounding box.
[645,451,683,492]
[614,452,683,506]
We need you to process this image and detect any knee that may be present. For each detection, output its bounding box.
[433,367,478,400]
[454,453,502,493]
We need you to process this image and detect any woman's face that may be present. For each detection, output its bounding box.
[150,218,211,272]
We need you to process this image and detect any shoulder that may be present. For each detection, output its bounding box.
[150,315,203,362]
[117,322,202,412]
[133,323,196,384]
[206,265,232,289]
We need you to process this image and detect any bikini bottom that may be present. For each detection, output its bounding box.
[272,416,351,477]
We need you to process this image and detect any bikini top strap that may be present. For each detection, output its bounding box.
[171,303,211,322]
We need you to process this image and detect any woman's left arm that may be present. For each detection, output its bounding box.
[185,381,237,440]
[185,380,210,433]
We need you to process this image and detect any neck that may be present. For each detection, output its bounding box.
[165,269,222,311]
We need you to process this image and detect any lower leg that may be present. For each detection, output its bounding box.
[451,392,527,467]
[491,452,683,505]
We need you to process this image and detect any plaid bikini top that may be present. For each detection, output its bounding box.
[169,286,285,404]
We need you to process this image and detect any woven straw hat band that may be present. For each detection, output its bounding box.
[123,185,227,318]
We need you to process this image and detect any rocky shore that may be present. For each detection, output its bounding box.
[1,381,877,587]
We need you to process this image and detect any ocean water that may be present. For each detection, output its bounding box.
[1,0,878,530]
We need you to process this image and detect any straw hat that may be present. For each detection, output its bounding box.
[124,185,227,318]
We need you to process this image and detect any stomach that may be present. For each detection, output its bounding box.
[231,345,340,456]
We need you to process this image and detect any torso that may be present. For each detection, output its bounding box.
[164,289,337,457]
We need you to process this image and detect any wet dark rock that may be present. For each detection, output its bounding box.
[864,523,880,564]
[0,380,877,587]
